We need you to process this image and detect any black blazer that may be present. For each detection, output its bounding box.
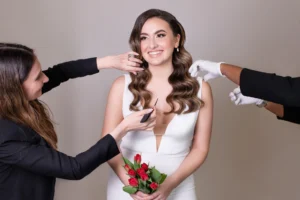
[0,58,120,200]
[240,68,300,124]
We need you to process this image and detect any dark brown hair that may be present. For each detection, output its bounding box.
[0,43,57,149]
[128,9,203,114]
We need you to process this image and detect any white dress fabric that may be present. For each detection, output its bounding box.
[107,74,203,200]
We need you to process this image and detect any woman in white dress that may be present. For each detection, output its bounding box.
[102,9,213,200]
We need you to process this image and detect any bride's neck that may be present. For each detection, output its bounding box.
[148,63,173,81]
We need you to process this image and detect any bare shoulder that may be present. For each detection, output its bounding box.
[201,81,212,93]
[109,75,126,95]
[112,75,125,89]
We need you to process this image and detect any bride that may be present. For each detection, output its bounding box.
[102,9,213,200]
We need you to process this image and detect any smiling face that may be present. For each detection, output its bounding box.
[140,17,180,67]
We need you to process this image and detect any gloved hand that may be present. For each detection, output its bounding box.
[189,59,225,81]
[229,87,265,106]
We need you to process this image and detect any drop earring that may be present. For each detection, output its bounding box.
[176,47,179,52]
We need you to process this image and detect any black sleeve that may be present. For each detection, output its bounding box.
[0,134,120,180]
[42,57,99,94]
[277,106,300,125]
[240,68,300,107]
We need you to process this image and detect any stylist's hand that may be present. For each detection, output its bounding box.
[97,52,144,75]
[229,87,264,106]
[189,59,224,81]
[111,108,156,141]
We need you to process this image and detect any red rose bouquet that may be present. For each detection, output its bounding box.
[122,154,167,194]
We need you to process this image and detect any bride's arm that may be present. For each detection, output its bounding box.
[101,76,129,185]
[170,81,213,185]
[170,82,213,187]
[149,81,213,199]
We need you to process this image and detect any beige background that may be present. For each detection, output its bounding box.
[1,0,300,199]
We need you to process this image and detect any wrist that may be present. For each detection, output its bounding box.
[256,100,267,108]
[110,123,127,141]
[219,63,226,76]
[166,175,180,188]
[96,56,111,70]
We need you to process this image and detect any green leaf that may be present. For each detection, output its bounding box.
[133,162,140,170]
[159,173,167,184]
[123,157,134,169]
[150,167,161,183]
[123,186,138,194]
[147,177,152,183]
[138,179,146,187]
[139,187,151,194]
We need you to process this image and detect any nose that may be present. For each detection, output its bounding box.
[149,37,158,49]
[43,73,49,83]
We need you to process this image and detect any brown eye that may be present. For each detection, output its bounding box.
[140,36,147,41]
[157,34,166,38]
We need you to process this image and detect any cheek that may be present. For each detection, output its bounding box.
[30,82,43,95]
[163,39,175,49]
[140,42,147,54]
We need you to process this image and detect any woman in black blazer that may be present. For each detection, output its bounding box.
[0,43,156,200]
[189,59,300,124]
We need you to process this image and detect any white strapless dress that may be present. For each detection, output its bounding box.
[106,74,203,200]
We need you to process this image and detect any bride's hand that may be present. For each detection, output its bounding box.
[147,178,175,200]
[130,191,151,200]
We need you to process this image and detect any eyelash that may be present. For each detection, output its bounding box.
[157,33,166,38]
[140,33,166,41]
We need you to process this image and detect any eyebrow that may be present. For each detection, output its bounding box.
[35,71,42,80]
[140,29,166,35]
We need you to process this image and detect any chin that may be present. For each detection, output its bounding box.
[148,62,163,67]
[35,91,42,99]
[146,59,165,66]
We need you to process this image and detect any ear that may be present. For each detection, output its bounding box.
[174,34,181,48]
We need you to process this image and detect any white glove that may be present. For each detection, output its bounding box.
[189,59,225,81]
[229,87,265,106]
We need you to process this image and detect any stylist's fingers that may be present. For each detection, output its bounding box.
[127,51,139,57]
[229,92,237,101]
[127,52,143,65]
[234,97,242,105]
[127,61,141,68]
[126,66,144,75]
[129,57,143,64]
[136,108,154,117]
[149,108,156,119]
[233,87,241,95]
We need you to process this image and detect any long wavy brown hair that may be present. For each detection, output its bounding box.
[0,43,57,149]
[128,9,203,114]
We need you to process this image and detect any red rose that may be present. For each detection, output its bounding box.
[150,182,158,190]
[134,154,141,164]
[141,163,148,171]
[128,178,138,187]
[136,168,145,176]
[140,173,149,181]
[128,169,136,177]
[124,164,131,172]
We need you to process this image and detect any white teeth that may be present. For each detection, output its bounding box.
[149,51,162,55]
